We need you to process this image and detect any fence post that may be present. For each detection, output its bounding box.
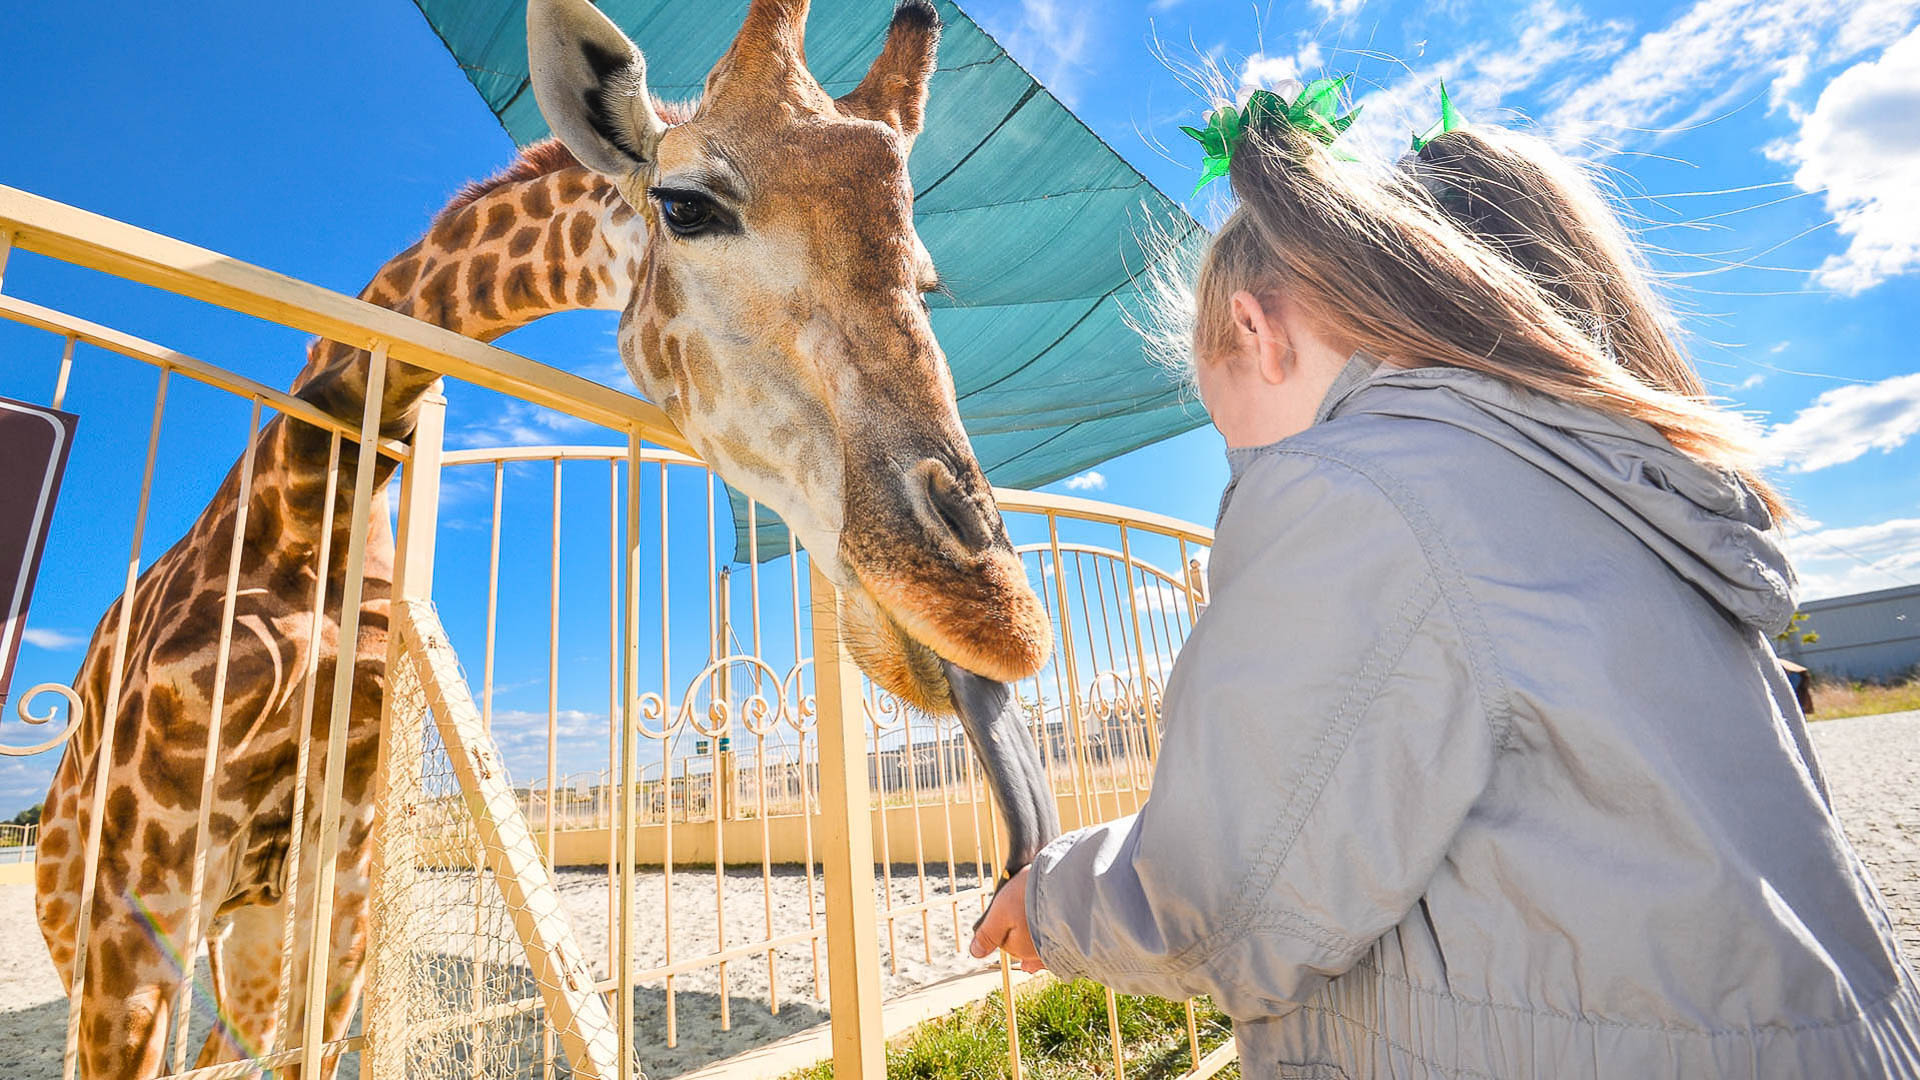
[364,381,443,1079]
[809,564,886,1078]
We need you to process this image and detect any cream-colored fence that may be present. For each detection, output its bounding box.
[0,184,1225,1080]
[1,821,37,863]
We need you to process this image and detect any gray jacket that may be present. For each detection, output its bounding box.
[1025,364,1920,1078]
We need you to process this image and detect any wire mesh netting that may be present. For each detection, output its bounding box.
[366,632,565,1080]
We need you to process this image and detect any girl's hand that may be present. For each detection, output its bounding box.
[969,866,1046,972]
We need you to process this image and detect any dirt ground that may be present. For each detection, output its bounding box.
[2,709,1915,1078]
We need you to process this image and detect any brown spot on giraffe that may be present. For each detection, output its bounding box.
[569,211,594,256]
[480,202,516,242]
[467,251,503,324]
[522,176,554,219]
[504,261,543,312]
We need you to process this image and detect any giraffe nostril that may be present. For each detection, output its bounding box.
[914,459,995,556]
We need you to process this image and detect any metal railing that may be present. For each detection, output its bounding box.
[0,821,37,864]
[0,184,1226,1080]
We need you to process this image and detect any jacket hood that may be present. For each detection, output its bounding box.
[1323,364,1799,636]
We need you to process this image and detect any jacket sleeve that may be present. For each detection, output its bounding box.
[1024,448,1503,1017]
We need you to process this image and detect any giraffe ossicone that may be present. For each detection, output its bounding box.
[38,1,1058,1076]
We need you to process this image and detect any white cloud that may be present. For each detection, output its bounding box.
[1240,44,1325,92]
[1782,516,1920,599]
[491,707,604,741]
[1131,579,1198,618]
[1064,470,1107,491]
[452,400,597,450]
[21,627,84,650]
[989,0,1094,106]
[1770,25,1920,293]
[1337,1,1629,164]
[1546,0,1920,152]
[1762,371,1920,471]
[1737,373,1768,391]
[1311,0,1367,15]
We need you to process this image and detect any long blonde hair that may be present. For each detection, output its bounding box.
[1190,111,1784,519]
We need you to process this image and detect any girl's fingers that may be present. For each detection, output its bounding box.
[970,914,1007,958]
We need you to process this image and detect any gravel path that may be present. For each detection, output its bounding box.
[1808,709,1920,963]
[1,710,1914,1078]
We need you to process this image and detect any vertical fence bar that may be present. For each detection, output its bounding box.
[543,458,562,1079]
[472,458,502,1080]
[299,344,390,1078]
[1047,516,1096,832]
[62,366,168,1080]
[619,430,644,1080]
[365,385,442,1078]
[271,430,340,1056]
[657,459,678,1048]
[169,396,262,1074]
[51,334,76,410]
[607,461,620,946]
[791,538,822,1000]
[809,564,885,1079]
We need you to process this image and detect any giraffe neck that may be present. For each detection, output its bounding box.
[293,163,642,435]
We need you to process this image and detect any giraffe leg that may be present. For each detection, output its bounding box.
[271,855,373,1080]
[68,903,190,1080]
[314,868,373,1080]
[193,903,288,1073]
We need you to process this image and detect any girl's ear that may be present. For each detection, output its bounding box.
[1230,290,1295,386]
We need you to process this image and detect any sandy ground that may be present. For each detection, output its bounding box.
[3,709,1916,1078]
[0,859,994,1079]
[1808,710,1920,963]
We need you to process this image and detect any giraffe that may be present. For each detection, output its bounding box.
[36,0,1058,1076]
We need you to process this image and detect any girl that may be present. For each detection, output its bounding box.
[969,88,1920,1078]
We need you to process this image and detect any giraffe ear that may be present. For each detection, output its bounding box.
[836,0,941,144]
[527,0,668,180]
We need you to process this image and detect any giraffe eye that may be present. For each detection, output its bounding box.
[657,194,719,237]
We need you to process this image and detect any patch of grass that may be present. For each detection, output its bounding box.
[1812,673,1920,720]
[785,978,1238,1080]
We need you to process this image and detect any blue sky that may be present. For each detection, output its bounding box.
[2,0,1917,812]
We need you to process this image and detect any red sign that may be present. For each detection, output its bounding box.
[1,395,78,712]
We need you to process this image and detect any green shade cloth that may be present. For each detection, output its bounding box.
[410,0,1208,560]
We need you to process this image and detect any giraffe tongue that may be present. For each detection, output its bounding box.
[941,660,1062,898]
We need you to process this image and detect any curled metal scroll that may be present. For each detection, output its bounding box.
[3,682,84,757]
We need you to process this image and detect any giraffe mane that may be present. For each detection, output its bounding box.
[438,99,699,223]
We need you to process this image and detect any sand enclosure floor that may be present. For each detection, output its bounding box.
[3,709,1917,1077]
[0,858,995,1079]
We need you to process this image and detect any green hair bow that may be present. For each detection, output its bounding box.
[1409,82,1466,152]
[1181,75,1362,193]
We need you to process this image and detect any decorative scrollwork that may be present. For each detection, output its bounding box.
[632,690,672,740]
[1085,670,1136,727]
[3,682,84,757]
[675,653,791,738]
[780,658,817,734]
[864,689,908,734]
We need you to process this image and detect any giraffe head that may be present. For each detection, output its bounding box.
[527,0,1050,713]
